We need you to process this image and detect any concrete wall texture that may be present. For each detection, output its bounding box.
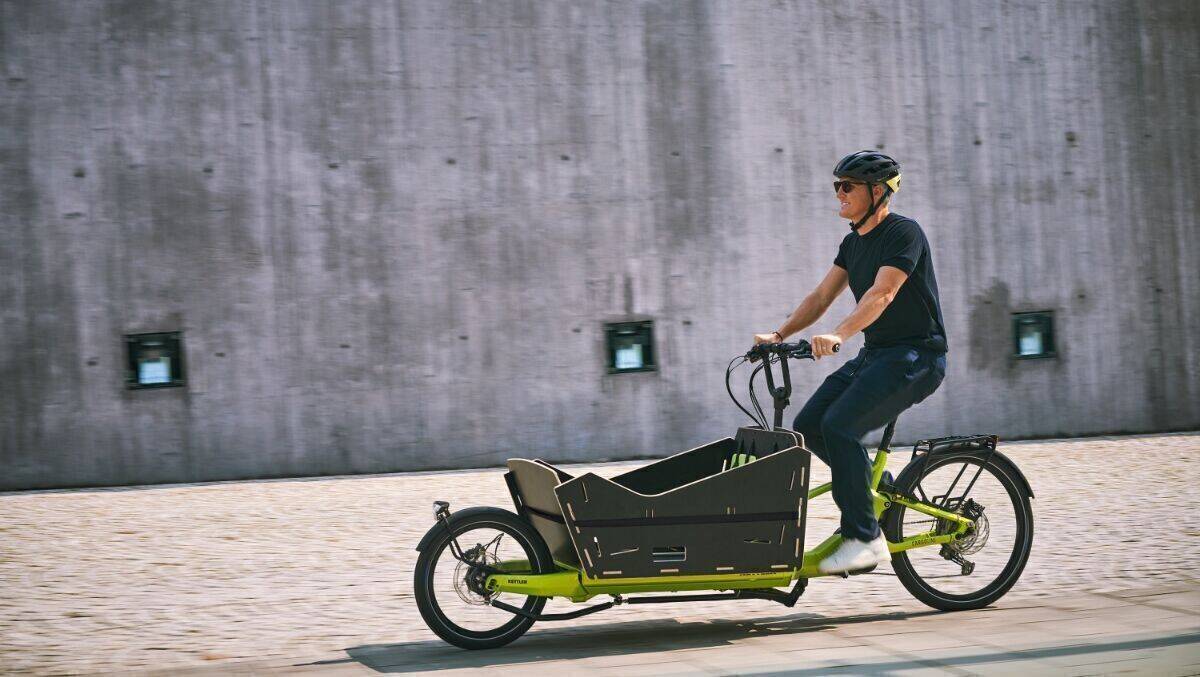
[2,1,1197,490]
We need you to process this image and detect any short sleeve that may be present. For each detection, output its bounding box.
[833,237,848,269]
[879,222,924,275]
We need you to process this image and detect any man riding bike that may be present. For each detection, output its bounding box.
[753,150,948,574]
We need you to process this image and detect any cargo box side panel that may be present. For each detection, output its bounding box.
[556,448,810,579]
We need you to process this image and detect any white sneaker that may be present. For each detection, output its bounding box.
[871,534,892,563]
[818,535,891,574]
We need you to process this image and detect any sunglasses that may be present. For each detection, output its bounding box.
[833,180,866,194]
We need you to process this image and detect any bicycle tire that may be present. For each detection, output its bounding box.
[414,507,553,649]
[884,449,1034,611]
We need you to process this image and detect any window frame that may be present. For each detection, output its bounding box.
[603,320,657,374]
[1011,311,1056,360]
[125,331,187,389]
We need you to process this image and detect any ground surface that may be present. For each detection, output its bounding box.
[1,433,1198,675]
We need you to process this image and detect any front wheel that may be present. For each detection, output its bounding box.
[414,507,553,649]
[884,449,1034,611]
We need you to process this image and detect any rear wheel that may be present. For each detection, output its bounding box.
[884,450,1033,611]
[414,508,552,649]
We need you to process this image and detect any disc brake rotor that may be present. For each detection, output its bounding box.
[941,499,989,556]
[451,534,505,606]
[951,510,990,555]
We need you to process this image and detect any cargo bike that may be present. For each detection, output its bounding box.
[415,340,1034,649]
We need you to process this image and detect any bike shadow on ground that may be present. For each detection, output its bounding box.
[302,607,944,673]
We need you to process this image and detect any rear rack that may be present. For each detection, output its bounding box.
[907,434,1000,513]
[912,434,998,457]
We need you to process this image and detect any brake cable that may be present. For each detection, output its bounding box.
[748,361,769,429]
[725,356,762,427]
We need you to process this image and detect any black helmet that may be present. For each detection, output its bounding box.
[833,150,902,230]
[833,150,901,194]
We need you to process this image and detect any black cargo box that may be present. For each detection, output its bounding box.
[506,427,810,579]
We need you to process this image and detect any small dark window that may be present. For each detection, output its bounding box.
[1012,312,1055,359]
[604,321,656,373]
[125,332,186,388]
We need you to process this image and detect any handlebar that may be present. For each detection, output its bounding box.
[744,339,838,363]
[731,339,840,430]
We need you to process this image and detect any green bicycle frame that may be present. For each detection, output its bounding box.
[485,450,974,601]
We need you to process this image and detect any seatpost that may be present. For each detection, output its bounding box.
[879,419,897,451]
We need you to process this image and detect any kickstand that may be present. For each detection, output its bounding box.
[737,577,807,608]
[779,576,807,607]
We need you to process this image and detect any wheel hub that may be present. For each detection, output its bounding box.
[936,498,988,575]
[465,563,492,596]
[452,542,501,604]
[950,499,989,555]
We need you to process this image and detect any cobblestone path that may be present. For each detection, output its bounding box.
[1,433,1197,674]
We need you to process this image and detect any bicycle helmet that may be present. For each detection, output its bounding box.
[834,150,902,230]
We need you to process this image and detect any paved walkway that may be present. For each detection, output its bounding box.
[160,585,1200,676]
[1,432,1198,675]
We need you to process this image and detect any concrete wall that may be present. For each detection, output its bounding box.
[2,0,1197,490]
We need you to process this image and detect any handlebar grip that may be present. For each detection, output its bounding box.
[746,339,814,362]
[833,343,840,353]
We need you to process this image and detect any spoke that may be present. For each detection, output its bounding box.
[893,456,1027,602]
[485,533,504,562]
[430,526,535,633]
[937,462,970,509]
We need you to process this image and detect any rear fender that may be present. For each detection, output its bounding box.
[414,506,524,552]
[987,450,1034,498]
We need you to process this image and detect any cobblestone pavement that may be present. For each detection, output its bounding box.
[1,433,1198,675]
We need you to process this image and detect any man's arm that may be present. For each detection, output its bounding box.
[811,265,908,357]
[774,265,849,340]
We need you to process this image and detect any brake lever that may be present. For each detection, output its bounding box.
[744,344,769,363]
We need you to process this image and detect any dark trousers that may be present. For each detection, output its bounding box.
[792,344,947,542]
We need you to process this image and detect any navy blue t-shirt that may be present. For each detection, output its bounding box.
[833,213,948,353]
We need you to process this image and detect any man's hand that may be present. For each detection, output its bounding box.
[753,332,782,346]
[811,333,843,359]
